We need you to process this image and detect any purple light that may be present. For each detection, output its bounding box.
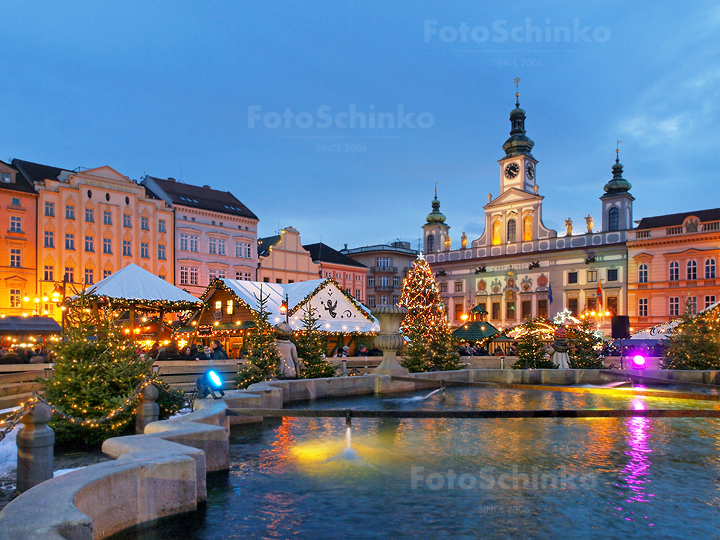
[632,355,646,367]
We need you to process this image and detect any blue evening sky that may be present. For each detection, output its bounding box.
[1,1,718,250]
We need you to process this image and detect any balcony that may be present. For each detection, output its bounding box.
[370,266,398,274]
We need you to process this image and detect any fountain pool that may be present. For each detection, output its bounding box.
[109,386,720,540]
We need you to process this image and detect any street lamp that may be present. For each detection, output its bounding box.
[279,294,289,324]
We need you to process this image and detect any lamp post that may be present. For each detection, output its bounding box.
[279,294,289,324]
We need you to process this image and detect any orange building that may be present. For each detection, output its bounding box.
[0,160,38,316]
[13,160,174,321]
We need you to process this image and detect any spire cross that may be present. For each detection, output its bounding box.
[513,77,520,106]
[616,140,622,162]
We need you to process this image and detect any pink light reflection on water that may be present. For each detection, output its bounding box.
[620,398,654,506]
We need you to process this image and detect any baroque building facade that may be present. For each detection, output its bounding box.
[423,94,632,332]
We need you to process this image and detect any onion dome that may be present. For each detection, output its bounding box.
[603,152,632,196]
[426,193,446,225]
[502,92,535,159]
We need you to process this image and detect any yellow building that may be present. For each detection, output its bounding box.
[13,160,174,321]
[0,160,38,316]
[257,227,320,283]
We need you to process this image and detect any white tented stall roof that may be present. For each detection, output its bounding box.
[218,278,379,333]
[75,264,201,305]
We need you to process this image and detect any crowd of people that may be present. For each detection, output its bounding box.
[457,341,519,357]
[144,340,230,361]
[0,346,50,364]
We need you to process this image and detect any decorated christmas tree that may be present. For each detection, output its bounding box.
[399,254,460,372]
[293,305,335,379]
[42,288,183,448]
[569,318,603,369]
[512,318,556,369]
[235,286,284,388]
[662,298,720,369]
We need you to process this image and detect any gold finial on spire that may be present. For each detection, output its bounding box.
[434,181,438,199]
[514,77,520,106]
[616,140,622,161]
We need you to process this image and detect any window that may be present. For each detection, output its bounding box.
[209,269,218,281]
[607,297,618,315]
[427,234,434,253]
[44,230,54,248]
[325,271,332,278]
[356,274,362,281]
[608,207,619,231]
[454,281,463,292]
[705,296,716,309]
[190,235,198,252]
[103,269,112,279]
[235,242,245,258]
[9,248,20,268]
[587,270,597,283]
[10,216,22,232]
[638,264,648,283]
[537,299,548,319]
[10,289,20,308]
[123,240,131,256]
[506,301,516,320]
[103,238,112,254]
[607,269,618,282]
[206,237,215,254]
[507,219,516,243]
[244,272,252,281]
[669,297,680,317]
[705,259,716,279]
[568,272,578,284]
[523,215,533,241]
[0,173,10,183]
[65,233,75,250]
[84,268,94,285]
[440,282,448,293]
[190,267,199,285]
[380,275,388,287]
[65,267,74,283]
[141,217,149,231]
[11,197,20,206]
[85,236,94,252]
[522,300,532,320]
[687,260,697,280]
[43,265,53,281]
[335,272,342,279]
[103,211,112,225]
[180,266,189,285]
[218,269,226,279]
[392,295,399,305]
[492,302,501,320]
[158,244,166,260]
[180,234,188,251]
[393,276,400,287]
[688,296,698,315]
[226,300,234,315]
[356,289,361,300]
[45,202,54,217]
[492,220,501,245]
[141,242,149,259]
[587,297,597,311]
[568,298,578,316]
[638,298,648,317]
[669,261,679,281]
[379,295,389,306]
[368,276,376,287]
[66,205,75,219]
[158,219,166,233]
[218,239,226,256]
[376,257,391,268]
[123,214,131,228]
[454,303,464,321]
[368,296,376,307]
[85,208,94,222]
[263,277,270,283]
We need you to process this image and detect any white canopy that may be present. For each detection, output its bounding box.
[74,264,201,306]
[630,320,678,340]
[217,278,379,333]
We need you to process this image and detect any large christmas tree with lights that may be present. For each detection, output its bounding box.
[569,318,603,369]
[42,289,182,448]
[399,254,460,372]
[235,286,284,388]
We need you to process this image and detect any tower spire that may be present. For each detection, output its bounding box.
[514,77,520,107]
[502,78,534,159]
[603,142,631,196]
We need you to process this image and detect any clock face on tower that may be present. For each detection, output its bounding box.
[505,163,520,179]
[526,162,535,180]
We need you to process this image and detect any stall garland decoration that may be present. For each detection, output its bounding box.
[67,295,203,312]
[286,277,376,323]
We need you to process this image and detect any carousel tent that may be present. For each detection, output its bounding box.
[71,264,202,309]
[204,278,379,333]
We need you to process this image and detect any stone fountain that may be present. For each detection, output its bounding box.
[371,305,410,376]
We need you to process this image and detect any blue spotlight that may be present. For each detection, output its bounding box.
[196,369,225,399]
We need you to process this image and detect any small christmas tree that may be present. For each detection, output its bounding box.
[662,298,720,369]
[42,288,183,448]
[399,254,460,372]
[235,286,283,388]
[293,305,335,379]
[569,318,603,369]
[512,318,556,369]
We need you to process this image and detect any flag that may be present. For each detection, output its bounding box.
[548,283,553,304]
[597,280,603,309]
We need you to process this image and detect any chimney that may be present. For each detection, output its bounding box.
[167,177,176,182]
[344,243,348,250]
[203,185,211,188]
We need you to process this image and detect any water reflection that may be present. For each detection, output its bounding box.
[618,397,654,526]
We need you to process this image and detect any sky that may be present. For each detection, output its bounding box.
[1,1,719,251]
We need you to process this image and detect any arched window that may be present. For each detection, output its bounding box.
[492,221,501,245]
[705,258,716,279]
[638,263,648,283]
[523,216,532,242]
[507,219,516,243]
[669,261,679,281]
[608,207,619,231]
[687,260,697,280]
[427,234,434,254]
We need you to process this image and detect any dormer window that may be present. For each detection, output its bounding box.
[0,173,10,183]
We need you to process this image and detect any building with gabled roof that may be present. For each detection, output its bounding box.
[13,159,174,322]
[256,227,320,284]
[142,175,259,297]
